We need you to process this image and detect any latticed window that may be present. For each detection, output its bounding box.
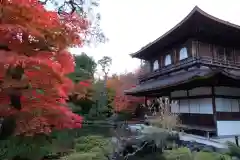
[217,47,225,60]
[179,47,188,60]
[164,54,172,66]
[153,60,159,71]
[216,47,233,62]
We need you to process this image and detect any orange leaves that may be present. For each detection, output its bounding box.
[54,50,75,74]
[2,0,59,29]
[107,73,144,112]
[0,0,89,136]
[0,47,78,136]
[70,80,92,100]
[0,0,88,53]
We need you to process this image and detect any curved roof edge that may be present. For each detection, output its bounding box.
[130,6,240,58]
[124,68,240,95]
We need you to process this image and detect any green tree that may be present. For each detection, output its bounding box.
[86,79,115,120]
[68,53,97,82]
[98,56,112,76]
[68,53,97,117]
[97,56,112,115]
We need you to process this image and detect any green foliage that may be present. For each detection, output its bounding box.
[67,53,99,118]
[194,152,231,160]
[97,56,112,74]
[0,136,51,160]
[107,87,115,107]
[62,135,113,160]
[163,147,193,160]
[162,148,231,160]
[227,141,240,158]
[0,130,76,160]
[114,111,133,121]
[69,98,95,116]
[68,53,97,82]
[61,152,107,160]
[74,53,97,76]
[86,80,115,120]
[75,135,112,153]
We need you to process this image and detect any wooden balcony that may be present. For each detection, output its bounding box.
[138,56,240,83]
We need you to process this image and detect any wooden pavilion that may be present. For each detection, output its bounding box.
[125,6,240,138]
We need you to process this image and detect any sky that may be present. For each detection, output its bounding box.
[69,0,240,76]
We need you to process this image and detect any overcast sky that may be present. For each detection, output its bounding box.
[69,0,240,76]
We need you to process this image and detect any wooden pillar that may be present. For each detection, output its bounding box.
[196,40,199,57]
[144,96,147,106]
[211,86,217,131]
[169,92,172,102]
[174,49,177,63]
[187,90,190,113]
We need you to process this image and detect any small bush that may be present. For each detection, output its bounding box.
[194,151,231,160]
[163,147,193,160]
[61,152,108,160]
[227,141,240,158]
[74,135,112,154]
[62,135,112,160]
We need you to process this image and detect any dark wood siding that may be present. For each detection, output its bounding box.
[235,49,240,63]
[198,42,211,57]
[216,112,240,121]
[179,113,215,128]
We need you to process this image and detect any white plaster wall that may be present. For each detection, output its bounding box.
[171,90,187,97]
[179,100,189,113]
[189,87,212,96]
[171,98,213,114]
[189,98,213,114]
[171,101,179,113]
[217,121,240,136]
[215,87,240,96]
[189,99,200,113]
[232,99,240,112]
[216,98,240,112]
[199,98,213,114]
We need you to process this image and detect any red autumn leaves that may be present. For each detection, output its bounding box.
[70,80,92,101]
[107,73,144,112]
[0,0,90,136]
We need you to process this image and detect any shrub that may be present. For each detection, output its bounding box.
[227,141,240,158]
[60,152,108,160]
[62,135,113,160]
[0,131,74,160]
[194,151,231,160]
[75,135,112,153]
[163,147,193,160]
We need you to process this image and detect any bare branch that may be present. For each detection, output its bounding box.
[124,141,148,160]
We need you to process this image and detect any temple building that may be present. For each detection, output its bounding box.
[125,6,240,138]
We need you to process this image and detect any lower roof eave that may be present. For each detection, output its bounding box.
[124,68,240,96]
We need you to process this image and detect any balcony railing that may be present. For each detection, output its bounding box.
[138,56,240,83]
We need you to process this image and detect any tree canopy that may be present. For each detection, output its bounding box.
[107,72,144,112]
[0,0,92,137]
[98,56,112,75]
[68,53,97,83]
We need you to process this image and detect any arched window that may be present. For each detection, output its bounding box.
[179,47,188,60]
[153,60,159,71]
[164,54,172,66]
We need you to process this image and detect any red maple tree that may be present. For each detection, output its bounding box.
[0,0,89,136]
[107,72,144,112]
[70,79,93,101]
